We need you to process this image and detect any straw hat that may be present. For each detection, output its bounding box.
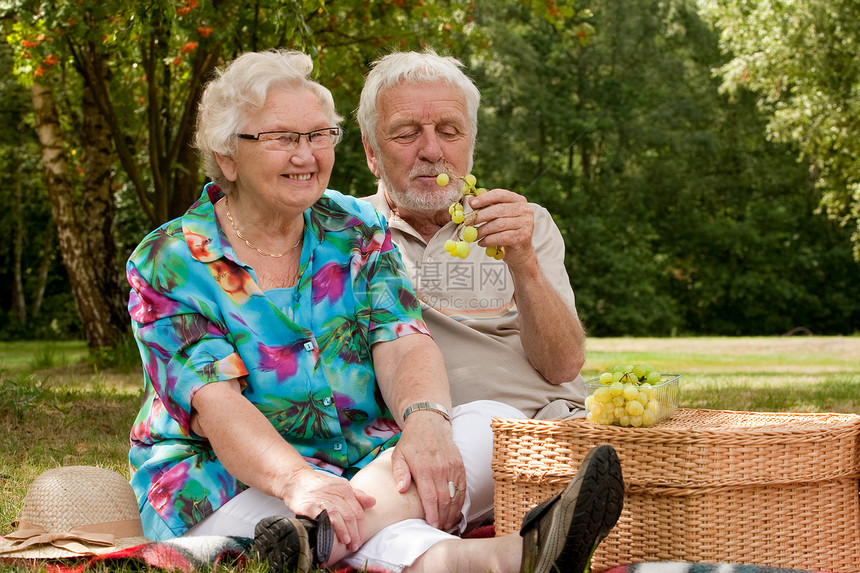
[0,466,149,559]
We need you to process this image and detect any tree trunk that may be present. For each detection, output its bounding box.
[30,80,122,351]
[168,43,220,217]
[77,23,219,225]
[11,170,27,324]
[81,81,129,334]
[32,224,54,319]
[171,130,205,216]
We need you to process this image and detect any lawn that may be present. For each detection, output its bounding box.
[1,335,858,572]
[584,336,860,412]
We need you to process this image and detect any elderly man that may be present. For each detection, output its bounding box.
[358,50,587,420]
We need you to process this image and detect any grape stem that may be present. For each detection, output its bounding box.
[438,162,503,259]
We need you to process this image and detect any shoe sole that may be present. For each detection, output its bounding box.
[534,444,624,573]
[252,516,312,573]
[313,510,334,564]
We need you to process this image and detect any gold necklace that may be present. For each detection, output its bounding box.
[224,195,302,258]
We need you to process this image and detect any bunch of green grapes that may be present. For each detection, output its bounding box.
[585,364,672,427]
[436,172,504,260]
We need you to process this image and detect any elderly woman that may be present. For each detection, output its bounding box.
[127,50,622,573]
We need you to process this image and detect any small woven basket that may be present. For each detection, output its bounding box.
[492,409,860,573]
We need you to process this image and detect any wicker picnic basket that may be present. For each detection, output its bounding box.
[491,408,860,573]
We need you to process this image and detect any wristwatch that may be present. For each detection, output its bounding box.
[402,401,452,423]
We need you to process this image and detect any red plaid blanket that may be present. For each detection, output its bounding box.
[1,536,250,573]
[2,534,836,573]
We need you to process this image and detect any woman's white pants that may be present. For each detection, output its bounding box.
[184,400,525,571]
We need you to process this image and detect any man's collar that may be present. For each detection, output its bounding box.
[367,182,450,245]
[367,183,395,218]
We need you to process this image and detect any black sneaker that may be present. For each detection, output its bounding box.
[519,444,624,573]
[253,515,312,573]
[253,510,334,573]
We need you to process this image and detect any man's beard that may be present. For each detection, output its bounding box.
[379,160,463,217]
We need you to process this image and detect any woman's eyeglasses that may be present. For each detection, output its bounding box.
[235,127,343,151]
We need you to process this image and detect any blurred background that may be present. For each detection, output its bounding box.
[1,0,858,353]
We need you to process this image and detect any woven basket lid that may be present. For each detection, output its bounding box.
[0,465,148,559]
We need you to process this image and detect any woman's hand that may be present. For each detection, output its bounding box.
[275,466,376,556]
[391,412,466,530]
[191,381,374,555]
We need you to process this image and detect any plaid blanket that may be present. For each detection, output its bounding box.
[2,535,837,573]
[1,536,251,573]
[0,535,395,573]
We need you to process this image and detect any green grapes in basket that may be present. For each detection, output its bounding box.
[585,364,681,427]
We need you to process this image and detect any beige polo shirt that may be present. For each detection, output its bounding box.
[365,188,586,420]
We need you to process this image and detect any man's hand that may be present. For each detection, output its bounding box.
[467,188,536,270]
[390,413,466,530]
[371,334,465,529]
[466,188,587,383]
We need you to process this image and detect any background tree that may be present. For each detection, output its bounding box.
[0,41,78,339]
[0,0,471,350]
[699,0,860,261]
[461,0,859,335]
[1,0,858,345]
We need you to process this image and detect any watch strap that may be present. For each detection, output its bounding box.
[402,401,452,423]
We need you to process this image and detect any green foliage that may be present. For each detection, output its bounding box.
[464,0,860,336]
[0,293,83,341]
[0,0,475,345]
[2,0,471,225]
[314,0,475,197]
[699,0,860,261]
[0,0,858,339]
[0,42,76,339]
[86,333,143,373]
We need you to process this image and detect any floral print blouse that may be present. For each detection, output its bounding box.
[127,183,429,539]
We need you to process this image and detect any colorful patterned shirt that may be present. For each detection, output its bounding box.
[127,184,429,539]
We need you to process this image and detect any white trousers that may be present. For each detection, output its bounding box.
[184,400,525,571]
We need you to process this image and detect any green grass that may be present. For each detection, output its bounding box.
[583,336,860,414]
[0,336,858,572]
[0,340,89,374]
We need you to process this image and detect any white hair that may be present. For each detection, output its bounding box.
[195,50,343,193]
[357,49,480,154]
